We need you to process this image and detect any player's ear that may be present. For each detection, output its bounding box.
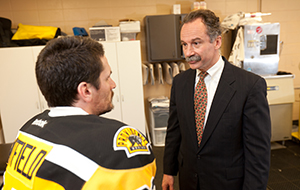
[77,82,93,103]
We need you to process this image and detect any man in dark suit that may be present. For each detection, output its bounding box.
[162,9,271,190]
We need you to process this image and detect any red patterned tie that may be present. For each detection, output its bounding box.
[194,71,208,146]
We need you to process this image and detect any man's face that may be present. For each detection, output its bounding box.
[180,18,221,71]
[91,56,116,115]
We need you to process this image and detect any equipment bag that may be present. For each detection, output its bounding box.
[0,17,18,47]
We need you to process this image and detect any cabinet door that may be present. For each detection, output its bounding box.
[116,41,146,134]
[32,46,48,111]
[145,14,184,62]
[0,47,41,143]
[101,42,122,121]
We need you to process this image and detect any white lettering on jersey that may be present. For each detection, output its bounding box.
[32,119,48,128]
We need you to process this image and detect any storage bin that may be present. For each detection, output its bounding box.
[153,128,167,146]
[153,112,169,128]
[148,97,169,146]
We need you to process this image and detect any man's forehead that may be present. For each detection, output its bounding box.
[181,37,202,43]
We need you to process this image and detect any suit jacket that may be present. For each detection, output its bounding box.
[163,57,271,190]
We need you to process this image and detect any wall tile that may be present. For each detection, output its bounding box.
[37,0,63,10]
[208,2,226,13]
[87,8,113,21]
[63,9,89,22]
[281,43,299,56]
[85,0,112,8]
[110,7,137,22]
[156,3,173,14]
[226,0,248,2]
[0,0,11,11]
[62,0,89,9]
[112,0,135,7]
[246,0,259,12]
[262,0,300,12]
[12,10,40,25]
[285,31,300,45]
[135,0,157,7]
[126,7,153,22]
[39,10,64,23]
[225,1,248,15]
[180,1,196,13]
[10,0,38,11]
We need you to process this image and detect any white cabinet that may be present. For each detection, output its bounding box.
[264,75,294,142]
[101,41,146,134]
[0,41,146,143]
[0,46,46,143]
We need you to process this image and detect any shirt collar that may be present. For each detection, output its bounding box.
[48,106,89,117]
[196,55,224,77]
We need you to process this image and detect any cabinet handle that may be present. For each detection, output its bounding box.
[122,95,124,102]
[116,95,120,102]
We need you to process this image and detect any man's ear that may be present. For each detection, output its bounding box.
[214,35,222,50]
[77,82,93,103]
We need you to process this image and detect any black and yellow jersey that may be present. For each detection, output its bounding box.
[3,109,156,190]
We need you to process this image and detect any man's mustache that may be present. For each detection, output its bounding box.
[185,55,201,62]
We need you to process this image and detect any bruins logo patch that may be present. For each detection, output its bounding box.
[113,126,151,158]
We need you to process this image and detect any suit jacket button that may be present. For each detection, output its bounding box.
[197,155,201,159]
[194,173,198,178]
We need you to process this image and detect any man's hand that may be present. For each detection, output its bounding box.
[162,174,175,190]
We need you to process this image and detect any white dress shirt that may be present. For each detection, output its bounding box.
[194,56,224,129]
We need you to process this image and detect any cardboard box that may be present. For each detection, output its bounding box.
[89,27,120,42]
[119,21,140,33]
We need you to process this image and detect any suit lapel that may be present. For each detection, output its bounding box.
[182,69,200,149]
[198,59,236,152]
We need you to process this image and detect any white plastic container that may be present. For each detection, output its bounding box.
[148,97,169,146]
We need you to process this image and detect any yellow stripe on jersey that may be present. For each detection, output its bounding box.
[3,172,65,190]
[82,159,156,190]
[5,132,53,189]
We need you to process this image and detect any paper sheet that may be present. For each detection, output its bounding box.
[163,62,173,85]
[179,62,186,72]
[142,64,149,85]
[146,63,155,85]
[155,63,164,84]
[170,62,179,77]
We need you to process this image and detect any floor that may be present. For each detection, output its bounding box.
[267,140,300,190]
[152,139,300,190]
